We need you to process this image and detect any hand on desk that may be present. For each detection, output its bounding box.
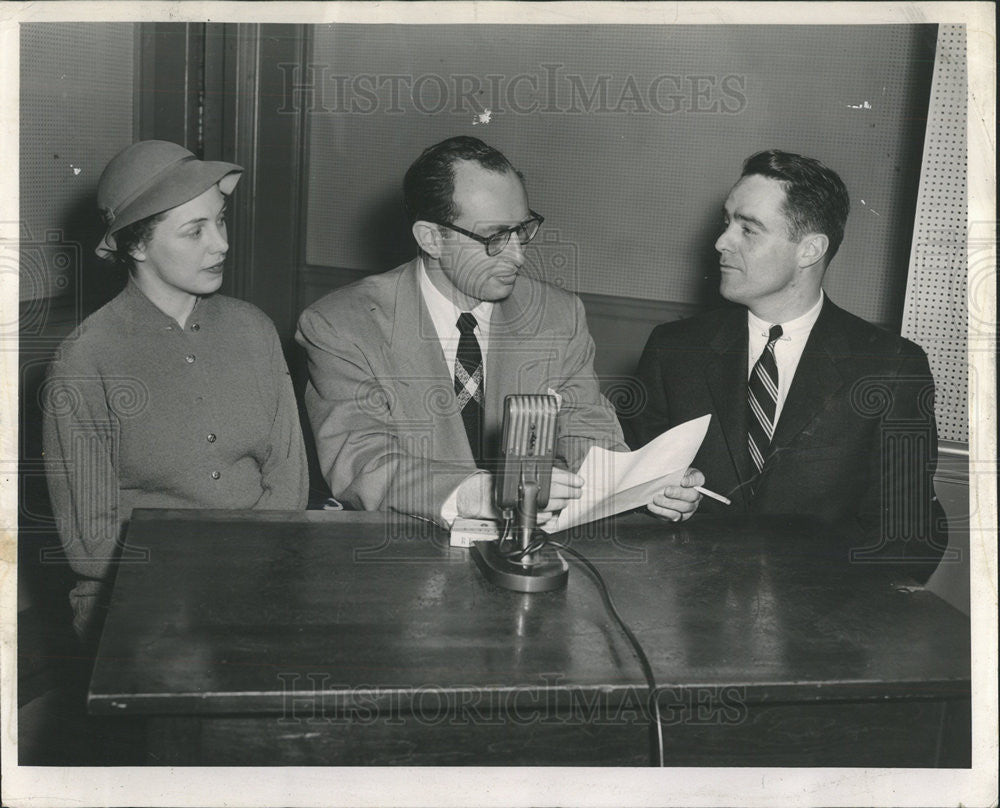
[647,467,704,522]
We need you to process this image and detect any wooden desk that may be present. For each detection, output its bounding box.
[89,510,970,766]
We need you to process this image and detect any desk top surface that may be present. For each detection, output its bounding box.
[89,510,969,715]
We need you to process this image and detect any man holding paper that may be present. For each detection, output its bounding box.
[630,150,946,578]
[297,136,703,528]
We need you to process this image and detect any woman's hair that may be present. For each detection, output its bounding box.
[105,211,166,269]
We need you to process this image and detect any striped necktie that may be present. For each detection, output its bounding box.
[747,324,783,474]
[455,312,485,463]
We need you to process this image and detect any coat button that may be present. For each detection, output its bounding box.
[211,471,221,480]
[185,354,196,364]
[191,323,200,331]
[207,433,217,443]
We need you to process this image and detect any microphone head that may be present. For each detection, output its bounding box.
[494,394,559,511]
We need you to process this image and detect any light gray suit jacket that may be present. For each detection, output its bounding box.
[296,258,626,524]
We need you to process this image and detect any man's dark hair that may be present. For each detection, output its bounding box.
[741,150,850,264]
[403,136,523,225]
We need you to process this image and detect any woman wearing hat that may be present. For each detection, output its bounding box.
[43,141,309,640]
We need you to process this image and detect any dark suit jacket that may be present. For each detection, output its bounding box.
[629,297,946,580]
[296,258,626,524]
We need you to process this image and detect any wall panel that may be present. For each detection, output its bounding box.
[304,24,935,327]
[20,23,136,305]
[18,23,137,618]
[901,24,968,444]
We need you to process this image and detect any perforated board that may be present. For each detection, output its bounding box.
[900,24,968,444]
[20,23,136,301]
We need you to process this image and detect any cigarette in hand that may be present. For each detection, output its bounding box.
[694,486,731,506]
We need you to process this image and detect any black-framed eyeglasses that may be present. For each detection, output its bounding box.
[435,211,544,257]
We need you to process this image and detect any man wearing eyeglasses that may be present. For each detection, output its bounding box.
[297,136,703,526]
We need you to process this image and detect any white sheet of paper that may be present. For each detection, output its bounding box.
[541,414,711,534]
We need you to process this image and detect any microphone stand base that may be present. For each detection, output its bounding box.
[470,541,569,593]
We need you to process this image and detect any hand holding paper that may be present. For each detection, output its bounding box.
[541,414,711,533]
[647,466,706,522]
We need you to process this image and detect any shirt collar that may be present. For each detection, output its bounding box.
[116,276,214,331]
[747,290,824,339]
[417,257,494,335]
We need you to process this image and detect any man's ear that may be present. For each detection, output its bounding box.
[412,221,443,259]
[797,232,829,268]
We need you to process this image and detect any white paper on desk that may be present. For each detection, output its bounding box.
[541,414,711,534]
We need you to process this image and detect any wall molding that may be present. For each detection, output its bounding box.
[298,265,702,329]
[936,441,970,486]
[295,262,969,484]
[222,23,262,307]
[578,291,702,327]
[19,292,111,344]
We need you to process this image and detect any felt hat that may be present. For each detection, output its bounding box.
[96,140,242,259]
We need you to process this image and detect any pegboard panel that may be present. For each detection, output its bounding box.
[20,23,136,301]
[303,25,935,325]
[901,24,968,444]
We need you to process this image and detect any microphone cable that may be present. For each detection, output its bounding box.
[494,529,666,767]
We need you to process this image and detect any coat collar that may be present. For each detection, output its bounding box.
[768,297,849,451]
[702,297,853,500]
[704,307,755,501]
[384,257,541,349]
[485,271,555,423]
[383,258,456,396]
[381,259,471,460]
[114,276,216,331]
[380,260,556,462]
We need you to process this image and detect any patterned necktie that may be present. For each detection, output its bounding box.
[455,312,485,463]
[747,324,783,474]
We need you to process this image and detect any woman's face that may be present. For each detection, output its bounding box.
[132,185,229,299]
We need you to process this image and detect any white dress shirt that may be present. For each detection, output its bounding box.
[418,259,494,525]
[418,259,494,386]
[747,292,824,427]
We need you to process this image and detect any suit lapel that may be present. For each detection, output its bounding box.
[704,310,755,502]
[485,279,554,452]
[768,298,847,453]
[383,261,473,463]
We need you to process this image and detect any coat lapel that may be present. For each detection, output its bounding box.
[768,298,847,453]
[485,278,555,453]
[383,261,473,463]
[703,310,755,502]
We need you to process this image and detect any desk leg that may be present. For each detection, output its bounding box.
[938,698,972,767]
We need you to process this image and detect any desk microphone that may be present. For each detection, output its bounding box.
[470,397,662,762]
[470,394,569,592]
